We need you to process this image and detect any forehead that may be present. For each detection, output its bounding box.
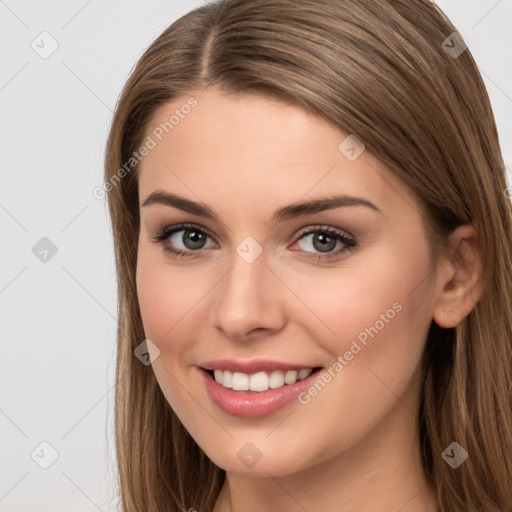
[137,88,415,220]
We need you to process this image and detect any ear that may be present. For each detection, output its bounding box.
[432,224,484,328]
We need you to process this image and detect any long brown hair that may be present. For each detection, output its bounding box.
[104,1,512,510]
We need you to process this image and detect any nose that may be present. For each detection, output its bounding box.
[209,249,286,341]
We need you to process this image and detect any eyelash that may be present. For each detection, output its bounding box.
[150,222,357,261]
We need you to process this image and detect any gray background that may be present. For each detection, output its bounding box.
[1,1,511,510]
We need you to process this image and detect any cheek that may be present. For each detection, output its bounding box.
[136,261,173,342]
[135,254,206,416]
[136,247,206,348]
[290,240,433,384]
[293,261,414,331]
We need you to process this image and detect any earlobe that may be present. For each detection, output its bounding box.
[432,224,484,329]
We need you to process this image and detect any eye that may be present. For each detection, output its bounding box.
[150,223,215,258]
[150,223,357,261]
[292,225,357,261]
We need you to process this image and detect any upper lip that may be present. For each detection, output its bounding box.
[200,359,322,374]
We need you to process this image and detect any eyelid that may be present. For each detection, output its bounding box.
[295,223,355,240]
[152,222,354,243]
[150,222,218,248]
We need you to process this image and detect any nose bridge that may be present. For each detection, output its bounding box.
[210,244,283,338]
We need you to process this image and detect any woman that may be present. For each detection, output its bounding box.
[103,0,512,510]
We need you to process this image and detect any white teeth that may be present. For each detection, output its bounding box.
[222,370,233,389]
[211,368,316,392]
[284,370,298,384]
[298,368,313,380]
[249,372,268,392]
[269,370,285,389]
[232,372,249,390]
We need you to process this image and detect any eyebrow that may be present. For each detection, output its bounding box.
[141,190,382,223]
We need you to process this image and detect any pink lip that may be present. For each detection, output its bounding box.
[198,366,322,418]
[200,358,318,374]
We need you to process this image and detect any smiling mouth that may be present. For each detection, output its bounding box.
[203,367,323,392]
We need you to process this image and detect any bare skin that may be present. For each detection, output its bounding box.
[135,87,482,511]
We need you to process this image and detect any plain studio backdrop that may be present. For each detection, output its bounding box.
[1,1,511,510]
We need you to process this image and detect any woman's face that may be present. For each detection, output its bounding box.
[136,87,440,476]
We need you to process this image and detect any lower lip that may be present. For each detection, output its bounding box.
[199,368,321,418]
